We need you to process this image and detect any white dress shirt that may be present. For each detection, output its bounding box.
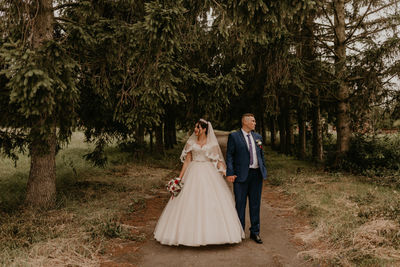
[241,129,259,169]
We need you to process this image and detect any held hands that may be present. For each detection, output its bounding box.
[226,175,237,183]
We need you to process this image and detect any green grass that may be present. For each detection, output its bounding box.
[0,131,181,266]
[0,132,183,213]
[266,147,400,266]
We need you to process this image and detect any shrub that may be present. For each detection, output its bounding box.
[329,134,400,187]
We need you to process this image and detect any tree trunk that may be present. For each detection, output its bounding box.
[137,124,145,146]
[269,116,277,150]
[163,110,176,149]
[261,116,266,144]
[155,124,164,153]
[25,0,56,209]
[302,11,323,162]
[164,108,174,149]
[298,109,306,160]
[26,125,57,208]
[163,117,171,149]
[284,96,294,155]
[278,97,286,153]
[172,117,177,145]
[149,128,153,152]
[278,116,286,153]
[257,108,266,144]
[312,87,323,162]
[334,0,351,161]
[256,115,262,136]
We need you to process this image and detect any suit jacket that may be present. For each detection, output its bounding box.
[226,130,267,182]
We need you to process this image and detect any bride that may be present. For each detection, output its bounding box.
[154,119,245,246]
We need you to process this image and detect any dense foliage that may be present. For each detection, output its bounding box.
[322,134,400,188]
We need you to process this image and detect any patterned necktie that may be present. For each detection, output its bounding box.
[247,134,253,165]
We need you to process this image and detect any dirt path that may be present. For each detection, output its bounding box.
[101,133,311,266]
[100,184,310,267]
[140,186,309,267]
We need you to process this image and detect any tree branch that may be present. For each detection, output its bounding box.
[332,1,340,30]
[344,0,373,44]
[363,1,400,18]
[53,2,82,11]
[305,24,339,58]
[315,22,331,28]
[54,16,78,25]
[348,24,396,44]
[321,3,339,41]
[353,15,397,29]
[347,45,363,54]
[382,74,397,86]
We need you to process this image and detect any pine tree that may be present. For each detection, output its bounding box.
[0,0,79,208]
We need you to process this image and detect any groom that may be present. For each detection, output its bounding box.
[226,113,267,244]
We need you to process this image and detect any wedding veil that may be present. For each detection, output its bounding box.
[180,120,227,174]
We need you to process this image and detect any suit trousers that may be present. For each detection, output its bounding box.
[233,168,263,235]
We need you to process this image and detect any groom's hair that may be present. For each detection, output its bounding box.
[241,113,255,124]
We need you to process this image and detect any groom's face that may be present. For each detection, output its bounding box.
[243,116,256,131]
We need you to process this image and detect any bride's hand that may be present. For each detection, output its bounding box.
[226,175,237,183]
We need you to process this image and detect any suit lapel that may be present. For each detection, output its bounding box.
[238,130,249,153]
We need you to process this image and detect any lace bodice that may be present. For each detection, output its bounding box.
[191,144,212,162]
[180,141,226,174]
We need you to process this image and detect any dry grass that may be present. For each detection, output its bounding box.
[7,235,101,267]
[267,148,400,266]
[353,219,400,260]
[0,132,180,266]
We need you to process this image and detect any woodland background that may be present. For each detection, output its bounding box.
[1,0,400,266]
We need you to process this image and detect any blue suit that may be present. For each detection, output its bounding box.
[226,130,267,235]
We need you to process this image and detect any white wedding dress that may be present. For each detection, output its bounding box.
[154,141,245,246]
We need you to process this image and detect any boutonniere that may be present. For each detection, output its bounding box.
[256,139,263,149]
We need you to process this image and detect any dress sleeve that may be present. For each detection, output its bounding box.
[206,144,227,174]
[180,140,193,163]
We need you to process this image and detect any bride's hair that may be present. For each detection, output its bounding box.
[197,119,208,134]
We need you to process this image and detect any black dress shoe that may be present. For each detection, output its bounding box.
[250,233,263,244]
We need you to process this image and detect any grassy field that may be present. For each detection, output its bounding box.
[267,148,400,266]
[0,132,182,266]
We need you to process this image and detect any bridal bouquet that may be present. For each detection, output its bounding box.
[166,177,184,198]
